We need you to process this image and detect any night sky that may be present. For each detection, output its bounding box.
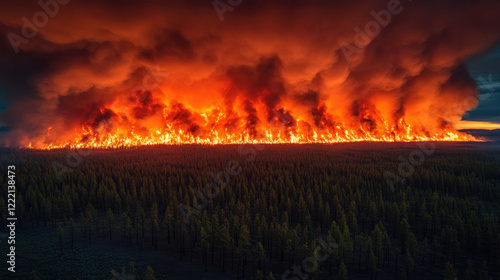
[465,43,500,124]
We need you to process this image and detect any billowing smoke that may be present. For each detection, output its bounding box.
[0,0,499,147]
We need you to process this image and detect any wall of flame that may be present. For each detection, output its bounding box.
[0,0,499,148]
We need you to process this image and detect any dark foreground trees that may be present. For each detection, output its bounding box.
[0,143,499,279]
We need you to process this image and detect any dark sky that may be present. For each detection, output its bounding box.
[465,44,500,123]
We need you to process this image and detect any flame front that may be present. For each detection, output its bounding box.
[2,1,498,149]
[35,98,477,150]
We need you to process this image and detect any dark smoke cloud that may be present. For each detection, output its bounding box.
[0,0,499,146]
[224,55,286,122]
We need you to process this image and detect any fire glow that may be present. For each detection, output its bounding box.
[34,92,476,150]
[1,0,499,149]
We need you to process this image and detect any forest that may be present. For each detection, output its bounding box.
[0,143,499,279]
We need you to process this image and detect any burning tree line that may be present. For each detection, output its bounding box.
[0,144,499,279]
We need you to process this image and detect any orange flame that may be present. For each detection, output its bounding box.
[33,101,478,150]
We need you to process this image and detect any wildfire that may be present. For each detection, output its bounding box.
[2,0,499,150]
[33,101,477,150]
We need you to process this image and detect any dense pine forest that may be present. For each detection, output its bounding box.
[0,143,499,279]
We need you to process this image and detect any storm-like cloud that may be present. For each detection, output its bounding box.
[0,0,499,147]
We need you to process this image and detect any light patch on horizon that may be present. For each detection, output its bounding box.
[455,120,500,130]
